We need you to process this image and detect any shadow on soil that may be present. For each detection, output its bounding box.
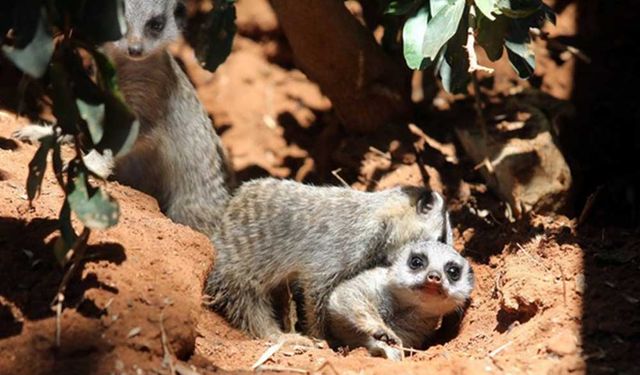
[0,217,126,336]
[564,1,640,373]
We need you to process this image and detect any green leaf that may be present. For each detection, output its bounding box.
[66,160,119,229]
[76,0,126,43]
[76,99,105,144]
[194,3,237,72]
[505,41,535,78]
[385,0,420,15]
[402,5,430,69]
[437,13,470,94]
[475,0,497,20]
[95,94,139,158]
[429,0,451,17]
[421,0,466,61]
[26,135,53,203]
[477,14,508,61]
[2,7,53,78]
[50,62,81,135]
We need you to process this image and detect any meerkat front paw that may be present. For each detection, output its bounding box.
[372,328,402,347]
[12,125,55,144]
[367,328,404,361]
[12,124,74,144]
[367,339,404,361]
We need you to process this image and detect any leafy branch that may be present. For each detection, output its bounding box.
[385,0,555,93]
[1,0,236,346]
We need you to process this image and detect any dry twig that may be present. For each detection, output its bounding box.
[465,7,494,74]
[160,309,177,375]
[252,341,284,370]
[529,27,591,63]
[331,168,350,188]
[489,341,513,358]
[368,146,391,160]
[51,227,91,347]
[255,365,309,374]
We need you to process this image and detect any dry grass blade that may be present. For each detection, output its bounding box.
[331,168,350,188]
[368,146,391,160]
[255,365,309,374]
[489,341,513,357]
[252,341,284,370]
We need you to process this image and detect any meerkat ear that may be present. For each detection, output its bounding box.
[174,0,187,30]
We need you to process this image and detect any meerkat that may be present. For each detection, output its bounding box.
[205,177,454,340]
[326,240,474,361]
[13,0,234,237]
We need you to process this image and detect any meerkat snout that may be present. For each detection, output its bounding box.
[127,37,144,57]
[426,270,442,284]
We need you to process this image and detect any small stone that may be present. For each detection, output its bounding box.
[575,274,585,295]
[115,360,125,371]
[127,326,142,338]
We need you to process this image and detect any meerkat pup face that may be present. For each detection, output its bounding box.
[389,241,474,316]
[109,0,186,59]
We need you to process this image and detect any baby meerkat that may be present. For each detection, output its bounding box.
[326,240,474,361]
[14,0,234,236]
[205,178,454,340]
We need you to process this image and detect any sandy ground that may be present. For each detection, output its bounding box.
[1,0,638,374]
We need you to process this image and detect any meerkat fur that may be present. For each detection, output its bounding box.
[205,178,454,340]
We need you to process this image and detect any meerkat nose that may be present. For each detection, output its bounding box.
[128,44,144,57]
[426,270,442,284]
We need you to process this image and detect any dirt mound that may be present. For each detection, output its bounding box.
[0,118,214,375]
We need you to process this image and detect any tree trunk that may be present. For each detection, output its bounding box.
[269,0,412,133]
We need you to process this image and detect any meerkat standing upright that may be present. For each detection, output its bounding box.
[205,178,454,340]
[14,0,234,237]
[104,0,234,235]
[326,240,474,361]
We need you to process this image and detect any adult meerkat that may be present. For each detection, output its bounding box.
[326,240,474,361]
[14,0,234,237]
[205,178,454,340]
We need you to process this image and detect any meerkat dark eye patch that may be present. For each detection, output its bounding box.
[146,15,167,34]
[445,262,461,282]
[408,254,426,270]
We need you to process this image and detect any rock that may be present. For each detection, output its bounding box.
[455,90,573,217]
